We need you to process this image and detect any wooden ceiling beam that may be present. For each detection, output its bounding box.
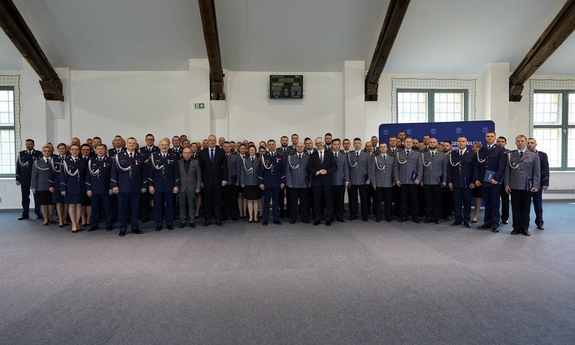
[0,0,63,101]
[509,0,575,102]
[198,0,225,100]
[365,0,411,102]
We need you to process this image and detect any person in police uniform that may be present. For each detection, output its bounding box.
[505,135,541,236]
[497,136,510,224]
[86,144,114,231]
[139,133,159,222]
[258,139,285,225]
[348,138,371,221]
[51,143,69,227]
[111,137,147,236]
[370,143,395,222]
[527,138,549,230]
[241,145,262,223]
[421,138,447,224]
[394,137,423,223]
[447,136,476,228]
[286,141,311,224]
[16,139,42,220]
[222,141,241,221]
[331,139,349,222]
[31,145,55,226]
[473,131,506,232]
[148,139,180,231]
[169,136,184,159]
[61,144,87,233]
[108,135,125,157]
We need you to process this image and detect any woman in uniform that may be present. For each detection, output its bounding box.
[60,144,87,233]
[241,145,262,223]
[31,145,55,226]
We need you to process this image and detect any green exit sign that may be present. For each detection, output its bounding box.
[194,103,205,109]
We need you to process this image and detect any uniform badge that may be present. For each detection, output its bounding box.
[135,160,139,165]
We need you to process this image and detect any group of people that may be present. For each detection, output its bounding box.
[16,130,549,237]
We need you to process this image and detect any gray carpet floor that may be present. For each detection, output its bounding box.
[1,201,575,345]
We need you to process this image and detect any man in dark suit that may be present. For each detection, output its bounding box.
[473,131,506,232]
[447,136,476,228]
[15,139,42,220]
[198,135,228,227]
[307,137,338,226]
[527,138,549,230]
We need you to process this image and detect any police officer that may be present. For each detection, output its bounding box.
[421,138,447,224]
[348,138,371,221]
[169,136,184,159]
[286,141,311,224]
[258,139,285,225]
[473,131,506,232]
[370,143,395,223]
[447,136,476,228]
[497,136,510,224]
[16,139,42,220]
[222,141,241,221]
[139,133,159,223]
[527,138,549,230]
[505,135,541,236]
[394,137,423,223]
[148,139,180,231]
[331,139,349,222]
[86,144,114,231]
[108,135,125,157]
[111,137,147,236]
[31,145,55,226]
[241,145,262,223]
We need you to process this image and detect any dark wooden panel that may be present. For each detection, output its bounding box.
[198,0,225,100]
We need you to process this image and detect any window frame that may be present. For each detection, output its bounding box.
[396,88,469,123]
[532,89,575,171]
[0,86,16,178]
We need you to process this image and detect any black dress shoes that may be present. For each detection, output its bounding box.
[156,225,162,231]
[477,224,491,229]
[141,217,150,223]
[348,215,358,221]
[106,226,113,231]
[273,220,281,225]
[491,226,499,233]
[119,230,126,237]
[262,220,268,226]
[424,219,432,224]
[88,226,98,232]
[501,220,509,224]
[511,229,521,235]
[537,223,545,230]
[463,222,471,228]
[232,217,238,221]
[413,218,420,224]
[336,217,345,222]
[36,215,43,220]
[167,225,174,230]
[18,215,29,220]
[215,220,223,226]
[375,217,381,223]
[387,218,393,223]
[523,229,531,236]
[399,217,407,223]
[179,223,186,229]
[289,220,296,224]
[362,217,368,222]
[326,220,332,226]
[190,223,196,228]
[434,219,441,224]
[302,219,309,224]
[451,221,462,226]
[132,229,144,234]
[313,220,321,226]
[203,220,211,227]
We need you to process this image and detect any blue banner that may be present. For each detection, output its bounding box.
[378,120,495,148]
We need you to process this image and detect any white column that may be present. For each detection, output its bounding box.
[21,59,48,146]
[188,59,212,139]
[483,63,510,136]
[342,61,366,140]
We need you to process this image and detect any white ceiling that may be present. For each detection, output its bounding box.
[0,0,574,75]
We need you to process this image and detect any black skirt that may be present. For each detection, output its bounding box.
[36,190,55,205]
[472,186,482,198]
[243,185,261,200]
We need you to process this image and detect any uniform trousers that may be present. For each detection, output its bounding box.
[453,187,471,222]
[511,189,532,231]
[203,183,222,221]
[400,184,419,219]
[263,186,280,221]
[500,184,510,222]
[21,184,41,217]
[118,192,140,231]
[349,184,369,218]
[374,187,393,220]
[482,185,501,227]
[313,185,333,221]
[531,189,544,226]
[222,184,238,219]
[179,191,196,224]
[333,185,346,220]
[139,191,152,220]
[153,190,174,226]
[423,184,442,220]
[91,192,112,228]
[289,187,309,222]
[442,187,454,219]
[278,187,286,217]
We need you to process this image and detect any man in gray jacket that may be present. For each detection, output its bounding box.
[394,137,423,223]
[421,138,447,224]
[504,134,540,236]
[370,143,395,222]
[178,147,202,228]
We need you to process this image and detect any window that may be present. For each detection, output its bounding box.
[397,89,468,123]
[0,87,16,177]
[532,91,575,170]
